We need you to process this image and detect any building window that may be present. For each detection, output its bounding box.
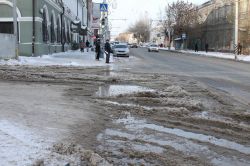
[42,9,49,42]
[57,17,61,43]
[0,22,13,34]
[50,15,56,43]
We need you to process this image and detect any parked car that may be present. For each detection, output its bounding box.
[111,43,115,53]
[113,44,130,57]
[148,44,159,52]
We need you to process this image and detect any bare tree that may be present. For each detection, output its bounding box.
[115,33,129,42]
[128,17,151,43]
[162,0,199,37]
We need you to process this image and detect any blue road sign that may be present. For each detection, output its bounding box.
[100,3,108,12]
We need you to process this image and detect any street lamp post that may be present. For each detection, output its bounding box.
[12,0,18,59]
[235,0,239,60]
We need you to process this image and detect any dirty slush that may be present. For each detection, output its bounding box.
[0,65,249,166]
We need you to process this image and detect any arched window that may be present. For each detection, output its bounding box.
[42,8,49,42]
[57,16,61,43]
[50,14,56,43]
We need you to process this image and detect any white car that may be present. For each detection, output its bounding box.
[113,44,130,57]
[148,44,159,52]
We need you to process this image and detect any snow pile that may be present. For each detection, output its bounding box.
[180,50,250,62]
[159,48,250,62]
[0,119,111,165]
[0,50,116,67]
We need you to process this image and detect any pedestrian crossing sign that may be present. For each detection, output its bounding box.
[100,3,108,12]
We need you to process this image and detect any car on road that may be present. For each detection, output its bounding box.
[131,43,138,48]
[113,44,130,57]
[148,44,159,52]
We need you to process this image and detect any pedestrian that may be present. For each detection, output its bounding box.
[105,39,112,63]
[238,42,242,55]
[95,39,101,60]
[86,40,90,52]
[205,43,209,53]
[80,40,85,52]
[195,43,198,52]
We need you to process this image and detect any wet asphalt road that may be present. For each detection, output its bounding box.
[129,48,250,105]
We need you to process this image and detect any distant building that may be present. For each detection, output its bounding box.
[150,24,165,46]
[0,0,91,56]
[92,3,101,40]
[189,0,250,54]
[188,0,234,52]
[116,32,137,43]
[238,0,250,54]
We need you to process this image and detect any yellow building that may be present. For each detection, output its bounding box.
[239,0,250,54]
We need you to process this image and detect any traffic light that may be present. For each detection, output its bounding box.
[101,18,105,26]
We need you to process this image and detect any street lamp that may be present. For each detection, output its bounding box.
[235,0,239,60]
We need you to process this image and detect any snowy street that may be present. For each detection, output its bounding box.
[0,49,249,165]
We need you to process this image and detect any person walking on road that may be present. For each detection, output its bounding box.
[105,39,112,63]
[95,39,101,60]
[86,40,90,52]
[205,43,209,53]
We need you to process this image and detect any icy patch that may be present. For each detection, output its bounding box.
[98,127,250,166]
[116,115,250,155]
[0,120,111,165]
[96,85,154,97]
[0,120,50,165]
[97,114,250,166]
[104,101,152,110]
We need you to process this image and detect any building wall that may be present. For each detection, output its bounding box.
[0,0,88,57]
[239,0,250,54]
[189,0,234,52]
[193,0,250,54]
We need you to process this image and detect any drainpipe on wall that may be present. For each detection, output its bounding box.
[12,0,18,59]
[32,0,35,56]
[61,6,65,52]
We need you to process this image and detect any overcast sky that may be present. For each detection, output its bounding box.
[93,0,208,37]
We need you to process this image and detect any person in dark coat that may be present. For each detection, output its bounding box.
[238,42,242,55]
[95,39,101,60]
[80,40,85,52]
[86,40,90,52]
[205,43,209,53]
[195,43,198,52]
[105,39,112,63]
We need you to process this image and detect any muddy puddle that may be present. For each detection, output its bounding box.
[95,85,154,97]
[97,113,250,166]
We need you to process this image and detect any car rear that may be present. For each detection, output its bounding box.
[148,44,159,52]
[113,44,130,57]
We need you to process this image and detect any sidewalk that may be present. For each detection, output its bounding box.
[0,49,114,67]
[159,48,250,62]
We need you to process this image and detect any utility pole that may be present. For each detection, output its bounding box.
[13,0,18,59]
[235,0,239,60]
